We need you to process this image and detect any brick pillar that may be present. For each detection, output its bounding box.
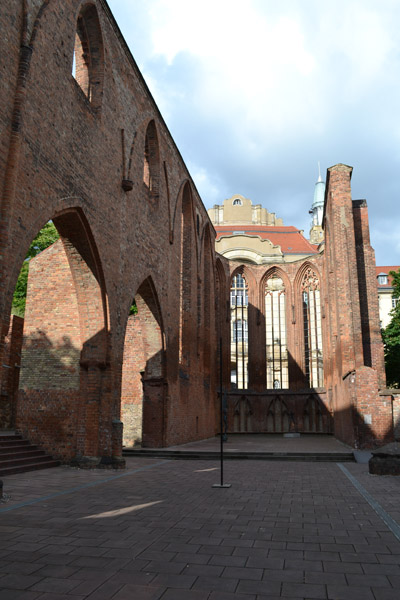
[352,200,386,387]
[324,164,364,376]
[0,314,23,428]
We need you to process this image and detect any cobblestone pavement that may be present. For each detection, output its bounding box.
[0,457,399,599]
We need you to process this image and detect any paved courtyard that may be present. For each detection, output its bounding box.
[0,453,400,600]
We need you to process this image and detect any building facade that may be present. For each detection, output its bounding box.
[376,267,400,328]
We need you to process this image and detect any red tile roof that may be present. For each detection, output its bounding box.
[214,225,318,255]
[376,266,400,288]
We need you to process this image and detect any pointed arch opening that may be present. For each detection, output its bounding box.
[6,208,108,461]
[230,271,248,389]
[300,266,324,388]
[121,278,165,448]
[264,272,289,389]
[179,182,194,367]
[143,120,160,199]
[72,3,104,110]
[202,227,214,380]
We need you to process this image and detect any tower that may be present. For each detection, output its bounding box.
[309,163,325,245]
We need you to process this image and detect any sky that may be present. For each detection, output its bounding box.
[108,0,400,266]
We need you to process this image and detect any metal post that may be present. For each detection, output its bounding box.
[213,337,231,488]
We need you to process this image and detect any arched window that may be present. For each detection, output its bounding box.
[143,120,160,198]
[230,273,248,389]
[72,4,104,110]
[233,198,242,206]
[233,319,248,343]
[301,268,323,387]
[265,275,288,389]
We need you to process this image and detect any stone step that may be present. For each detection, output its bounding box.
[0,449,45,460]
[0,437,29,446]
[0,443,40,453]
[0,460,60,477]
[0,432,60,476]
[122,448,355,462]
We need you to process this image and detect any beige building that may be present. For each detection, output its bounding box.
[376,266,400,328]
[208,194,320,265]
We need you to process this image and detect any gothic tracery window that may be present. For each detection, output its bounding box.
[230,274,248,389]
[301,268,323,388]
[265,275,288,389]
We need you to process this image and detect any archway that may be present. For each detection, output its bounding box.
[121,277,165,448]
[4,208,108,462]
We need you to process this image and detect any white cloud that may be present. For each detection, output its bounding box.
[108,0,400,264]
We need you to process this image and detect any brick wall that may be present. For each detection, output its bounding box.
[121,314,145,447]
[0,314,23,428]
[19,240,81,390]
[0,0,217,463]
[214,164,388,448]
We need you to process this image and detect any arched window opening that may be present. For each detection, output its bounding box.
[233,319,248,343]
[265,275,288,389]
[233,198,242,206]
[301,268,323,388]
[179,184,192,366]
[143,121,160,198]
[230,273,248,389]
[72,5,104,109]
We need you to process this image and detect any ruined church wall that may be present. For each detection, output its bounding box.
[0,0,217,460]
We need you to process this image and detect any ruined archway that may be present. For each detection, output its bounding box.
[6,207,109,462]
[121,277,165,448]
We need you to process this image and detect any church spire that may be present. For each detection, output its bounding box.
[309,164,325,245]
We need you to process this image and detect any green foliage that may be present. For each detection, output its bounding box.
[129,299,138,315]
[12,222,60,317]
[382,268,400,388]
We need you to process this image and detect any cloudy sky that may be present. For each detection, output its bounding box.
[108,0,400,266]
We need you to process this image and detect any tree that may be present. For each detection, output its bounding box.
[12,222,60,317]
[382,268,400,388]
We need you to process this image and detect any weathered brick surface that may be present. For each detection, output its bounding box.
[0,314,23,428]
[0,0,217,462]
[0,2,390,458]
[216,165,389,447]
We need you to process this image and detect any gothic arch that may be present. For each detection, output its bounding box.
[261,266,291,390]
[260,266,292,310]
[230,264,257,305]
[10,206,109,461]
[202,225,214,378]
[294,262,325,389]
[72,2,104,110]
[142,119,161,199]
[179,181,197,366]
[121,276,166,448]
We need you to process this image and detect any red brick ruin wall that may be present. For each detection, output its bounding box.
[0,2,391,457]
[323,166,390,448]
[216,165,390,448]
[0,0,217,461]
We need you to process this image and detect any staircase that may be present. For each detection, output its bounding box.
[0,432,60,476]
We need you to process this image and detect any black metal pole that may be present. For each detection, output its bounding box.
[213,336,231,488]
[219,336,223,486]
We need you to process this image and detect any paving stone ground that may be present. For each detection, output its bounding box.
[0,452,399,599]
